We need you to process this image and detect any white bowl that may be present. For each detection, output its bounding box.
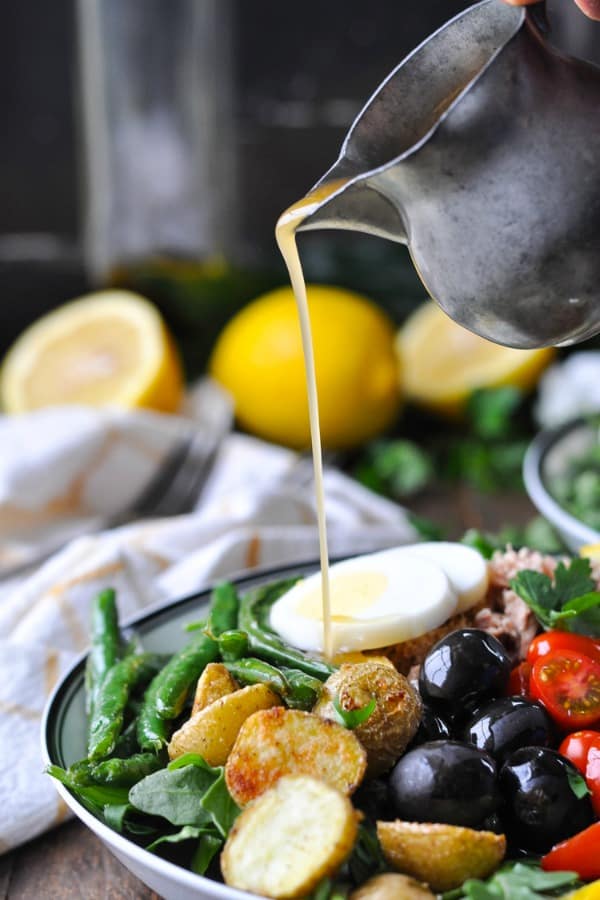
[523,417,600,553]
[42,562,318,900]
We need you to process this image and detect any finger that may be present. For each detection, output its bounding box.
[573,0,600,20]
[501,0,540,5]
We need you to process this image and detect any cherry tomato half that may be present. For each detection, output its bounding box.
[560,730,600,773]
[530,650,600,730]
[560,730,600,817]
[507,661,531,698]
[542,821,600,880]
[527,632,600,667]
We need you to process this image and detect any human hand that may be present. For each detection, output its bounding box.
[503,0,600,20]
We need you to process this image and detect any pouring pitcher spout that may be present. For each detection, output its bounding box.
[296,0,525,248]
[293,0,600,349]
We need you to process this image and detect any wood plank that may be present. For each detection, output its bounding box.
[3,821,158,899]
[0,852,14,898]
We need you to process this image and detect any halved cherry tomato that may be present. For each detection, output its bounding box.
[560,730,600,773]
[527,632,600,667]
[530,650,600,730]
[560,730,600,817]
[507,661,531,697]
[542,821,600,880]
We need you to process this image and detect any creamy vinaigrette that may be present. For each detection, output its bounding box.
[275,179,348,660]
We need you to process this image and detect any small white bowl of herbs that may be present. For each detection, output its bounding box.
[524,416,600,553]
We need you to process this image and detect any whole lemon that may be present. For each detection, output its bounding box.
[209,285,401,450]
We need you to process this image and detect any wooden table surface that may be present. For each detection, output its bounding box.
[0,487,535,900]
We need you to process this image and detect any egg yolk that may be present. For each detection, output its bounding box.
[294,572,389,621]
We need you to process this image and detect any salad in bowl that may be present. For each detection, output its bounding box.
[45,541,600,899]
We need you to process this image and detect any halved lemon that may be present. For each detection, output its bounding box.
[397,301,555,417]
[0,290,184,414]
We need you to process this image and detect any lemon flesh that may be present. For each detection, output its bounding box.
[0,290,183,414]
[209,285,401,450]
[397,301,555,417]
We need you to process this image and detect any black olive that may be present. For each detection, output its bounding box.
[481,812,504,834]
[389,740,499,829]
[409,703,451,748]
[353,777,393,821]
[499,746,594,853]
[463,696,555,763]
[419,629,511,721]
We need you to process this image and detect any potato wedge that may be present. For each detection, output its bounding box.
[225,707,367,806]
[314,662,422,777]
[222,774,358,899]
[350,873,435,900]
[168,683,281,766]
[377,820,506,892]
[191,662,239,715]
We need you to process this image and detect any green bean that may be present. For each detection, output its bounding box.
[224,658,290,697]
[205,582,240,639]
[88,653,164,760]
[137,675,171,752]
[218,629,249,661]
[224,659,323,710]
[112,716,139,758]
[67,758,96,786]
[238,581,336,680]
[89,752,163,787]
[154,634,219,720]
[280,667,323,710]
[85,588,121,716]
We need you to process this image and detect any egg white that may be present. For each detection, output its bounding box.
[399,542,489,613]
[269,547,457,654]
[269,542,489,655]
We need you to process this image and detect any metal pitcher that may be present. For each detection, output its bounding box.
[297,0,600,349]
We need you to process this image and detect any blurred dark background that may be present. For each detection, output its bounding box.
[0,0,470,362]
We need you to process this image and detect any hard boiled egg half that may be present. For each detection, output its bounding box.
[269,542,488,656]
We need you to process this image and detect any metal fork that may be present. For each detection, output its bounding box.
[128,431,219,520]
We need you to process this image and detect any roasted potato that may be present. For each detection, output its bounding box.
[225,707,367,806]
[191,662,239,715]
[313,662,422,776]
[333,652,396,668]
[377,820,506,892]
[168,683,281,765]
[222,774,359,899]
[350,873,435,900]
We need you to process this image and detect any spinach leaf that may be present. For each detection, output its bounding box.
[167,753,213,772]
[442,862,579,899]
[47,764,130,813]
[129,763,220,826]
[146,824,205,852]
[103,803,131,832]
[191,832,223,875]
[199,769,240,837]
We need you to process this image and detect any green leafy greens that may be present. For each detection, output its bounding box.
[510,557,600,635]
[442,862,579,899]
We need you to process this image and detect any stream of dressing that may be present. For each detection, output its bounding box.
[276,179,348,661]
